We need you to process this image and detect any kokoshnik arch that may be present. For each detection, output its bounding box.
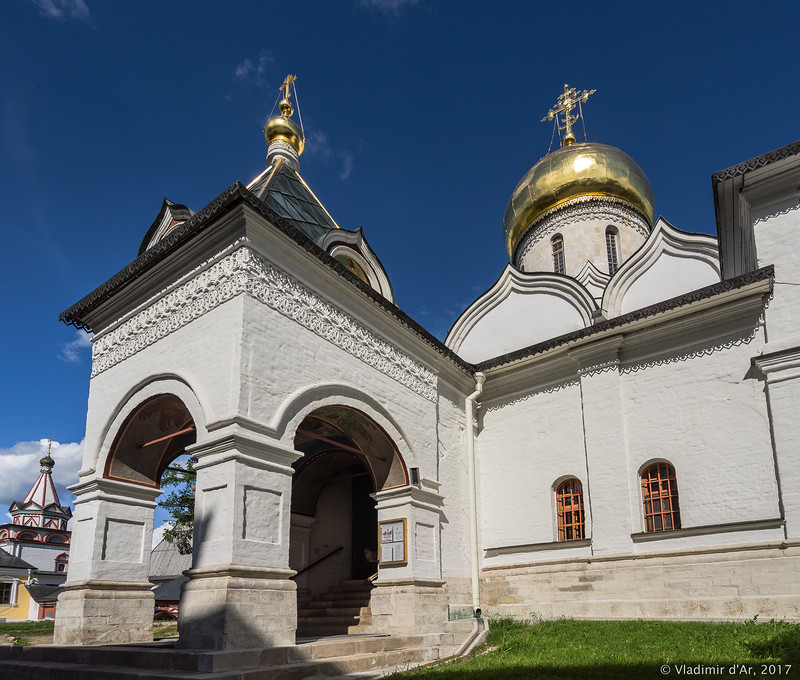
[55,80,800,648]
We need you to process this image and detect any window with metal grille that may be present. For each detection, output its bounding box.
[552,235,565,274]
[556,478,585,541]
[0,582,12,605]
[606,227,619,274]
[641,462,681,532]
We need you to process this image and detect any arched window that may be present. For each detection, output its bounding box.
[556,478,585,541]
[641,462,681,532]
[45,534,66,544]
[551,234,566,275]
[54,553,69,573]
[606,227,619,274]
[16,531,37,542]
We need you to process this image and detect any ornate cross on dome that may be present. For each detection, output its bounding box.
[542,83,595,146]
[280,74,297,100]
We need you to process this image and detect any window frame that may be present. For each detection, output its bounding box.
[0,580,17,606]
[606,227,619,275]
[555,477,586,541]
[641,462,681,532]
[551,234,566,275]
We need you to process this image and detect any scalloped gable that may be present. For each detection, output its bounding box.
[445,265,596,363]
[601,217,720,319]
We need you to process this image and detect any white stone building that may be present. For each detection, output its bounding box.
[52,83,800,648]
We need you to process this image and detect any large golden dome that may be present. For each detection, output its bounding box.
[503,142,655,259]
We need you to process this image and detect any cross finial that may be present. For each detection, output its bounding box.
[280,74,297,100]
[47,436,53,456]
[541,83,595,146]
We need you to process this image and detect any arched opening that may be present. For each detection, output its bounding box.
[104,394,197,487]
[291,405,407,636]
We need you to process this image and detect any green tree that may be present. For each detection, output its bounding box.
[157,458,195,555]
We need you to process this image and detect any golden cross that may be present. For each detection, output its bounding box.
[541,83,595,144]
[280,74,297,100]
[47,436,53,455]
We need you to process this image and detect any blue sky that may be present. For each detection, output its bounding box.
[2,0,799,530]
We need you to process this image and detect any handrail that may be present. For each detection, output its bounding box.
[292,545,343,579]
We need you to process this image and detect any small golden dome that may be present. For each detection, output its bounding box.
[503,142,655,259]
[264,113,305,157]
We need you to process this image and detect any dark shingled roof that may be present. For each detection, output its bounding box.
[474,265,774,371]
[25,584,61,603]
[0,548,35,571]
[712,140,800,183]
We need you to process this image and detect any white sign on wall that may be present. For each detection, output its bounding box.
[378,518,407,566]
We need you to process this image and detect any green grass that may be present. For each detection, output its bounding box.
[390,618,800,679]
[0,620,54,638]
[153,622,179,639]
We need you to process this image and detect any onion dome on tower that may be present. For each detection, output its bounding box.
[504,85,655,278]
[264,74,305,171]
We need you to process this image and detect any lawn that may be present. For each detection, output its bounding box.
[390,618,800,679]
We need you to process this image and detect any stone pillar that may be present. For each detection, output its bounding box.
[54,478,160,645]
[756,348,800,538]
[568,337,634,554]
[178,427,301,649]
[369,485,448,634]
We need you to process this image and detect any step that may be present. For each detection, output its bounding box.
[299,605,370,617]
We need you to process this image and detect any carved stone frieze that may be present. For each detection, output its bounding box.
[91,246,437,401]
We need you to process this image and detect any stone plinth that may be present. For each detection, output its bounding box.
[53,580,154,645]
[368,578,448,635]
[178,564,297,649]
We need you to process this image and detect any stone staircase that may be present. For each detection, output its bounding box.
[0,624,478,679]
[297,579,374,637]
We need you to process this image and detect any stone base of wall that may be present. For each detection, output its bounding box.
[481,541,800,622]
[369,578,449,634]
[53,580,155,645]
[178,564,296,649]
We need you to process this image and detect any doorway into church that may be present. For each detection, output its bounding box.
[290,406,407,635]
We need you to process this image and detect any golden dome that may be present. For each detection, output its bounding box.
[264,97,305,156]
[503,142,655,259]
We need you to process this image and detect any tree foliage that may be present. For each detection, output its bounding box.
[157,458,195,555]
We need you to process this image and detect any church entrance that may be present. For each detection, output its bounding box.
[290,405,407,636]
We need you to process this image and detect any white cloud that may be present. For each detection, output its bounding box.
[233,52,274,87]
[359,0,420,16]
[306,129,360,181]
[29,0,93,24]
[0,439,83,516]
[59,330,92,363]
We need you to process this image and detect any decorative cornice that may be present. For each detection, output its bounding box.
[60,182,472,373]
[712,140,800,183]
[91,246,438,402]
[517,198,650,266]
[476,266,774,371]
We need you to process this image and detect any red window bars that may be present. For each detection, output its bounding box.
[641,462,681,532]
[556,478,585,541]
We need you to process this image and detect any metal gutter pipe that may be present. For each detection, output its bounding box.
[465,371,485,615]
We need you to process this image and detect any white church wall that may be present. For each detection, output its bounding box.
[238,294,438,481]
[619,253,720,314]
[82,298,244,475]
[753,197,800,345]
[620,320,779,539]
[18,544,64,573]
[477,380,587,556]
[306,478,352,596]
